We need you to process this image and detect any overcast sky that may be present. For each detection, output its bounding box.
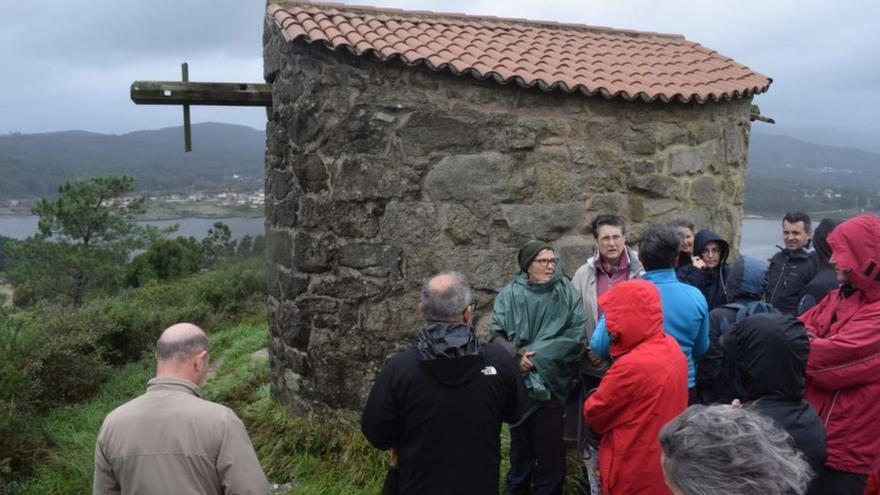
[2,0,878,150]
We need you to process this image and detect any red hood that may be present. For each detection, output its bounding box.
[828,214,880,301]
[597,279,665,358]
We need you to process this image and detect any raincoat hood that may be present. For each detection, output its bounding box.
[813,218,837,265]
[724,254,768,302]
[828,214,880,301]
[694,229,730,267]
[598,279,665,358]
[729,313,809,401]
[415,323,482,386]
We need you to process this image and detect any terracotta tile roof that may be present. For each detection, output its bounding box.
[267,1,771,104]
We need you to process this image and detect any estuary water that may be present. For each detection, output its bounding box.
[0,215,266,241]
[1,214,781,258]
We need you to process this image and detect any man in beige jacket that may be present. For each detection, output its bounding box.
[93,323,269,495]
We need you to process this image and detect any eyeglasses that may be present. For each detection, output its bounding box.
[532,257,559,267]
[463,299,478,315]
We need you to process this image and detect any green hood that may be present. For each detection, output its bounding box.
[490,266,586,421]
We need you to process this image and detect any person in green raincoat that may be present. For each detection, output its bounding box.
[490,240,587,495]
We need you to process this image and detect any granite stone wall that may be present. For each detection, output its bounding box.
[263,22,754,414]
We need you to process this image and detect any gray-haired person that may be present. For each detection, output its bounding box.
[659,404,813,495]
[94,323,270,495]
[361,272,524,495]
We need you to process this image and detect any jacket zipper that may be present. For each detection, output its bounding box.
[824,390,841,429]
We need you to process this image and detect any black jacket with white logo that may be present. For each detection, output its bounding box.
[361,323,525,495]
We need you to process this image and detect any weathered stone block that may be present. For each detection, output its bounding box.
[587,193,626,213]
[266,196,297,228]
[293,231,336,273]
[534,164,578,202]
[267,229,293,269]
[267,168,294,200]
[338,242,402,277]
[655,123,690,148]
[439,203,488,245]
[298,196,381,239]
[723,121,745,165]
[552,235,595,276]
[632,159,658,174]
[690,176,721,205]
[645,198,678,216]
[630,174,681,198]
[501,126,537,150]
[668,141,715,175]
[424,152,527,202]
[268,264,310,300]
[331,157,420,201]
[572,146,629,192]
[397,112,484,151]
[291,154,329,193]
[312,273,384,300]
[622,128,656,155]
[501,203,585,240]
[380,201,442,247]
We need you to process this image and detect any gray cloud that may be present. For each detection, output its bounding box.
[1,0,877,149]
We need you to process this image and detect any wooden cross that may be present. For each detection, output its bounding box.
[130,63,271,152]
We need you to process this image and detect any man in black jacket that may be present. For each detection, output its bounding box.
[764,212,818,315]
[361,271,524,495]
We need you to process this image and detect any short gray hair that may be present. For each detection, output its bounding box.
[659,405,812,495]
[420,271,471,323]
[156,333,210,363]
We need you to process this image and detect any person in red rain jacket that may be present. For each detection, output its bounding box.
[800,214,880,494]
[583,279,689,495]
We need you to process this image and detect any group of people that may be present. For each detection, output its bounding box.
[361,212,880,495]
[88,211,878,495]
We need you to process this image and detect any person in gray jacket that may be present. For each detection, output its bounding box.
[571,215,644,344]
[93,323,269,495]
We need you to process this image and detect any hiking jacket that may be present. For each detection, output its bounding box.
[361,323,524,495]
[801,214,880,475]
[766,246,818,315]
[678,229,730,311]
[490,267,586,419]
[571,246,644,342]
[590,268,708,388]
[697,255,768,403]
[93,378,269,495]
[797,218,839,316]
[729,313,827,474]
[584,280,688,495]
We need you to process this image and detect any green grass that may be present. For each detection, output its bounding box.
[7,321,586,495]
[12,360,154,494]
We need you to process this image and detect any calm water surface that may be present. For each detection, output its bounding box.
[0,215,266,241]
[2,214,782,258]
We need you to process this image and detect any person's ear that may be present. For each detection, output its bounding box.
[194,350,209,372]
[418,303,425,318]
[462,306,473,325]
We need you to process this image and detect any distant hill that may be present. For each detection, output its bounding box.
[749,132,880,184]
[746,132,880,214]
[2,123,877,215]
[0,123,265,199]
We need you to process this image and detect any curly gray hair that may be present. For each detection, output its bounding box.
[659,405,813,495]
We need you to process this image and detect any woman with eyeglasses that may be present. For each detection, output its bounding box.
[489,239,587,495]
[679,229,730,311]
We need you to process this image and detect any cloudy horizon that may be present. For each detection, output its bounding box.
[2,0,878,152]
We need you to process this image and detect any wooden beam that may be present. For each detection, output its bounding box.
[130,81,272,107]
[182,63,192,152]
